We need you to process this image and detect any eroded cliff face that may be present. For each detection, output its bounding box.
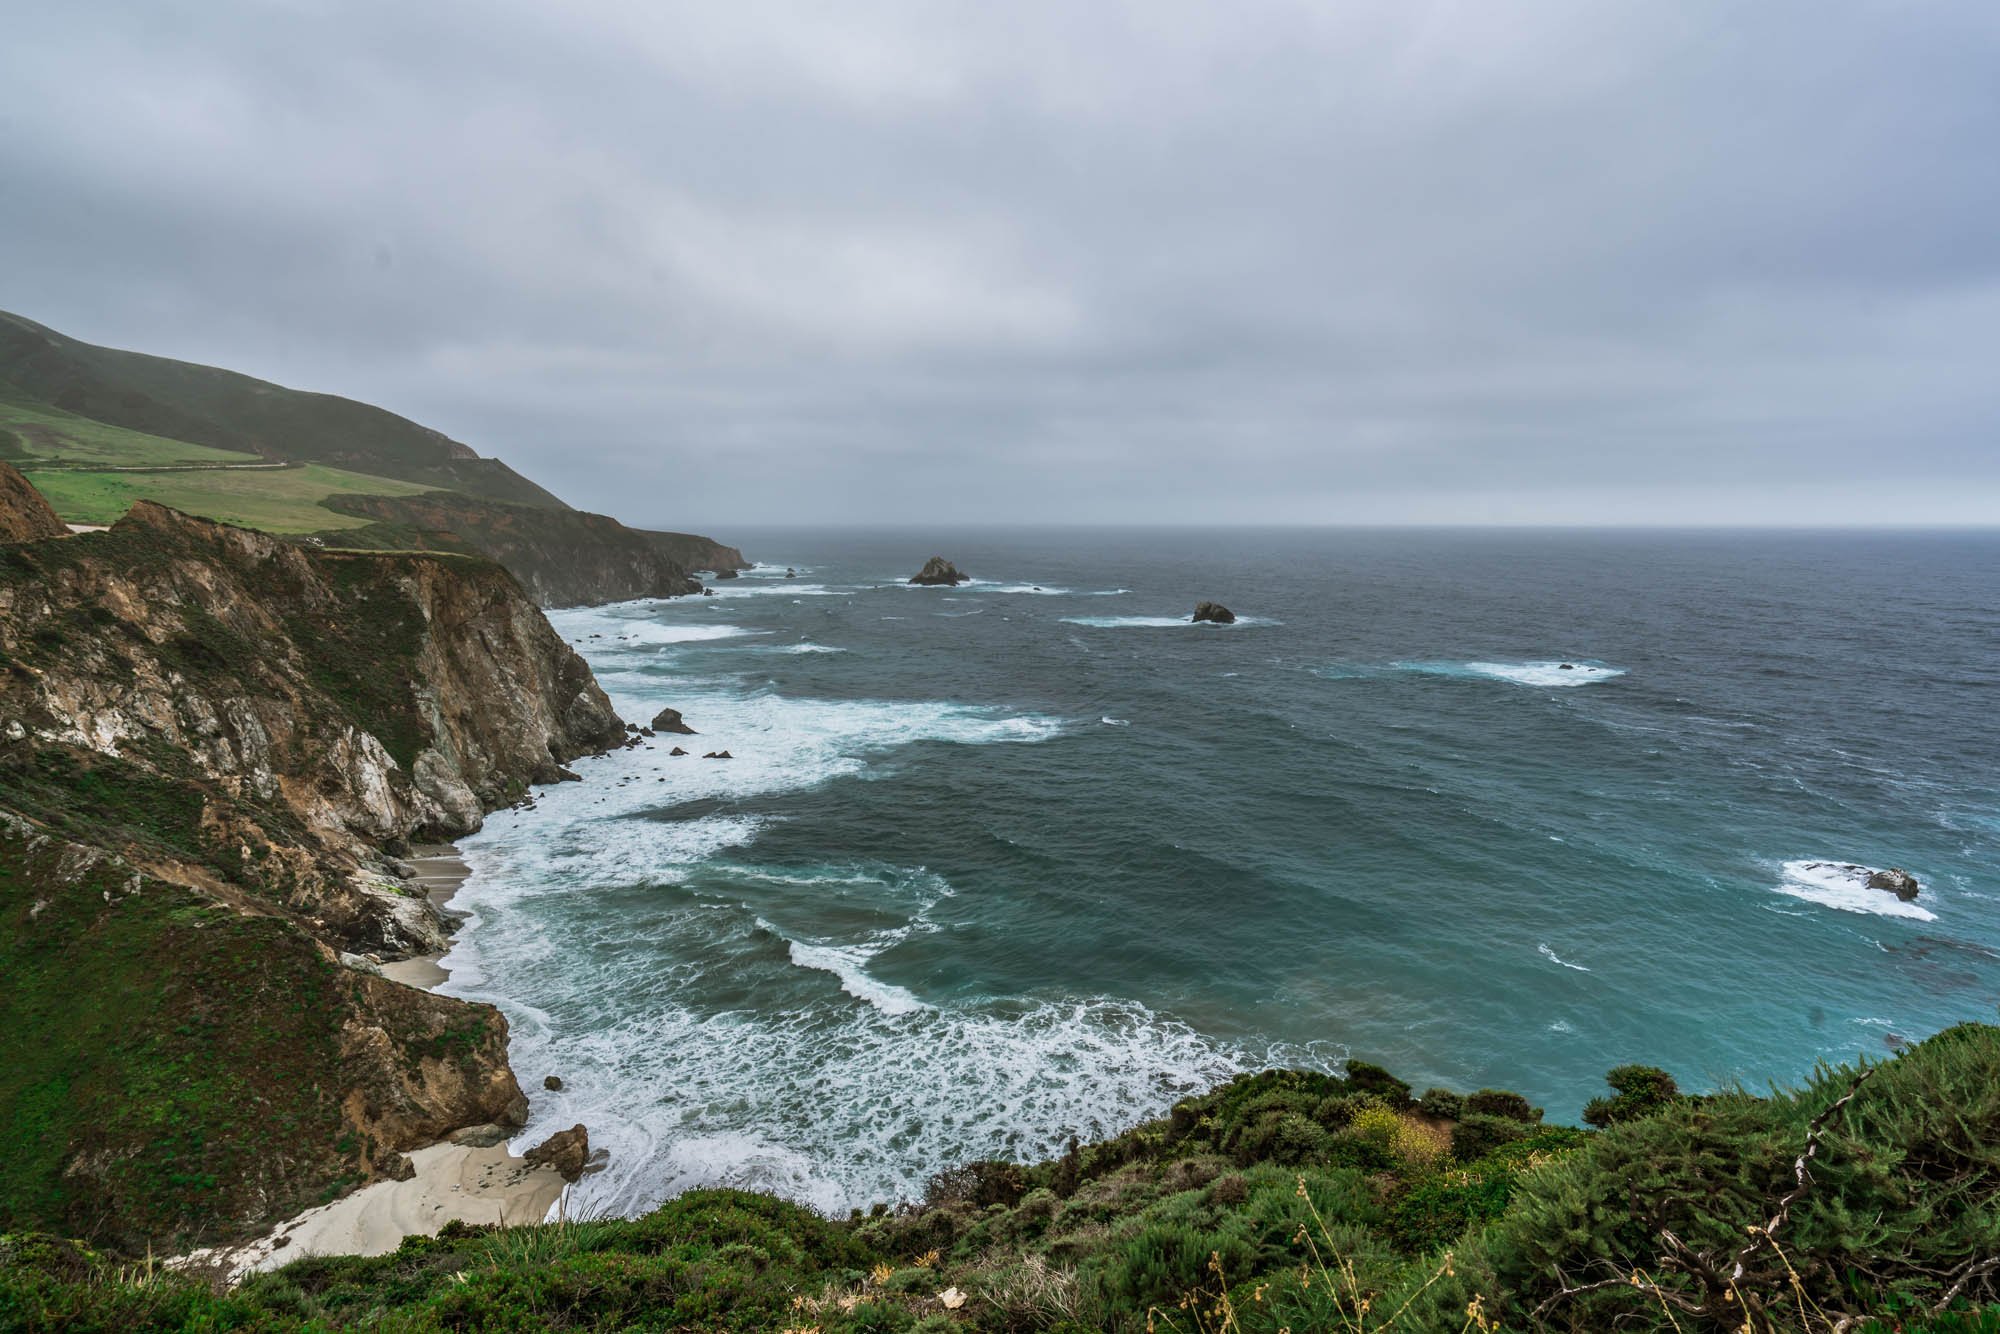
[316,490,750,607]
[0,503,626,1251]
[0,460,66,542]
[2,502,622,853]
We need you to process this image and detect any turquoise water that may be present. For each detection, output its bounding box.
[445,528,2000,1217]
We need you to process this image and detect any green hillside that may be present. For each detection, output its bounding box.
[0,389,258,468]
[25,462,436,533]
[0,310,563,508]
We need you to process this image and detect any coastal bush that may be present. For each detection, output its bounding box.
[1580,1062,1682,1127]
[1343,1059,1413,1104]
[1417,1086,1464,1120]
[1461,1088,1541,1123]
[1450,1111,1534,1163]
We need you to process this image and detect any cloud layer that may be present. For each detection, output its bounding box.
[5,1,1997,524]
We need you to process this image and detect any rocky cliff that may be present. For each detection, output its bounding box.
[315,491,750,607]
[0,502,627,1251]
[0,460,66,542]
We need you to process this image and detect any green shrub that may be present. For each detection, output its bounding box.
[1451,1112,1533,1163]
[1580,1063,1681,1127]
[1462,1088,1540,1123]
[1417,1087,1464,1120]
[1344,1059,1412,1104]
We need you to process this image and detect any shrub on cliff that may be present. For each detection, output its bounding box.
[1581,1062,1683,1127]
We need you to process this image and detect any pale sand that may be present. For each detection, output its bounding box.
[204,1141,568,1277]
[191,842,578,1280]
[379,843,472,990]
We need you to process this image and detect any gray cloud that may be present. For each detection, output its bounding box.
[4,0,1997,525]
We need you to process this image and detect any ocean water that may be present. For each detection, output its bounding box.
[442,528,2000,1218]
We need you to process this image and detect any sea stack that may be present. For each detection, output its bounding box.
[1867,867,1921,902]
[712,566,739,580]
[1192,601,1236,624]
[651,707,697,735]
[910,556,969,586]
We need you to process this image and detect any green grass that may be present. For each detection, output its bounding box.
[23,462,437,532]
[0,391,256,468]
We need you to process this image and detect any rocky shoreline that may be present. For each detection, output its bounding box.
[0,475,630,1254]
[194,841,588,1279]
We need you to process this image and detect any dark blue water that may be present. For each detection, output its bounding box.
[447,528,2000,1216]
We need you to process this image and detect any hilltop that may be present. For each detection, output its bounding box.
[0,310,746,603]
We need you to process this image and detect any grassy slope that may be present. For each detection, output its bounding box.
[4,1027,1998,1332]
[0,390,258,468]
[0,309,564,508]
[0,831,360,1248]
[24,462,437,533]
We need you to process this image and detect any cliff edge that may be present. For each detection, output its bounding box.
[0,503,625,1252]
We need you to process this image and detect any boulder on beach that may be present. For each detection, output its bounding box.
[1192,601,1236,624]
[1867,867,1921,902]
[651,707,696,735]
[909,556,968,586]
[525,1124,591,1182]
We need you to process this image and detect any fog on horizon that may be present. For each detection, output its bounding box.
[4,1,1997,529]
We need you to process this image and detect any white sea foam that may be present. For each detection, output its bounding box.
[447,602,1315,1221]
[451,953,1340,1220]
[1773,861,1938,921]
[1061,614,1268,629]
[557,612,762,647]
[1346,660,1624,687]
[777,933,929,1016]
[770,643,847,655]
[1101,717,1131,726]
[1465,661,1624,687]
[1538,943,1592,972]
[709,582,851,598]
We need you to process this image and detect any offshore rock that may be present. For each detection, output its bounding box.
[909,556,968,586]
[651,706,697,735]
[1192,601,1236,624]
[711,566,739,580]
[525,1124,591,1182]
[1868,867,1921,902]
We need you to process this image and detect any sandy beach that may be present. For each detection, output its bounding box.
[197,842,575,1279]
[207,1137,567,1276]
[378,842,472,989]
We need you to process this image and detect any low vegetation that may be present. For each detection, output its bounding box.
[23,461,437,533]
[5,1025,1997,1332]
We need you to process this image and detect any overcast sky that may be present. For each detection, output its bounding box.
[4,2,1997,527]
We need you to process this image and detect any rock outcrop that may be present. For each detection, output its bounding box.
[1192,601,1236,624]
[0,460,66,543]
[1868,867,1921,902]
[651,706,697,735]
[524,1124,591,1182]
[910,556,968,586]
[0,503,627,1250]
[711,566,739,580]
[315,491,749,608]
